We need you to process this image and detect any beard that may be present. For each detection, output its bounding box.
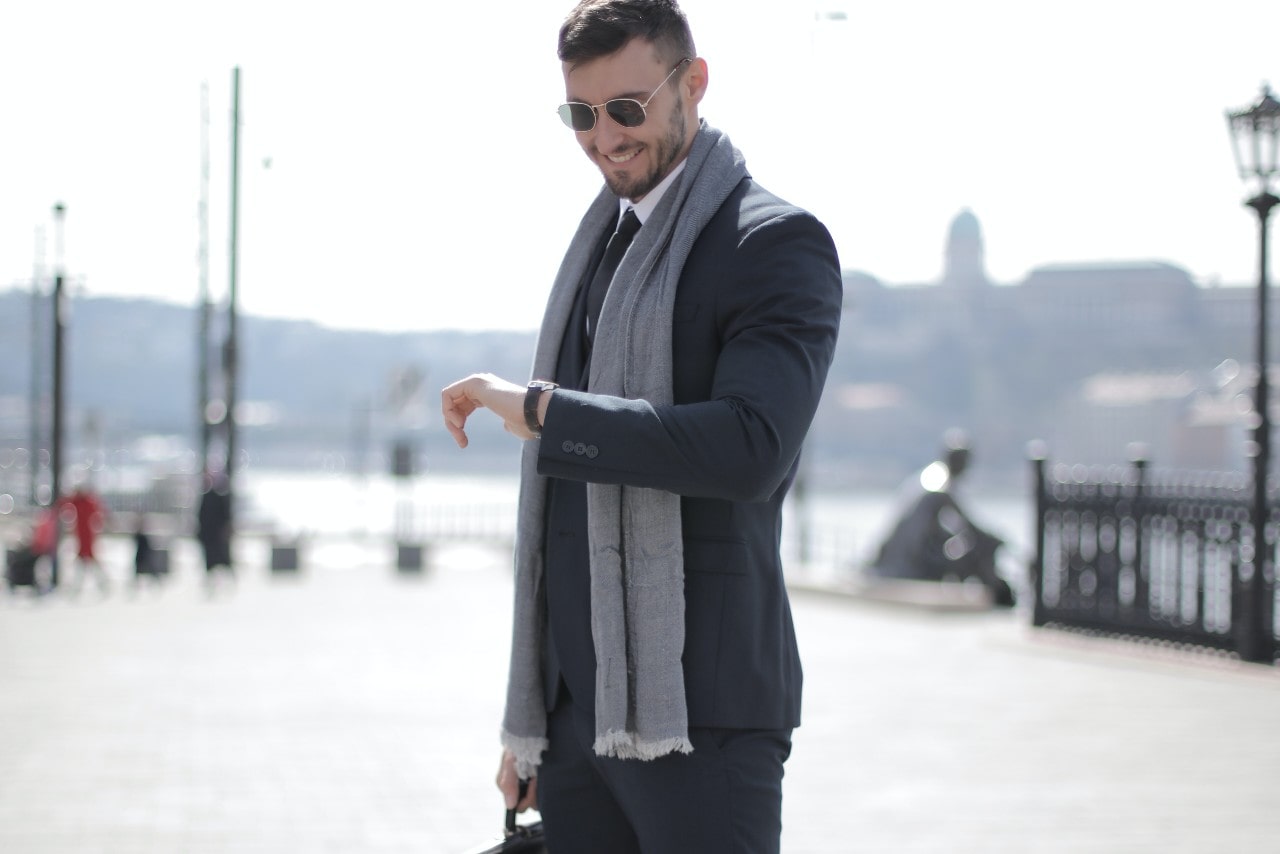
[601,98,687,201]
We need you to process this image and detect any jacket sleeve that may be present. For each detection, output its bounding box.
[536,207,842,502]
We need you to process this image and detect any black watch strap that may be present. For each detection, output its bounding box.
[524,381,558,437]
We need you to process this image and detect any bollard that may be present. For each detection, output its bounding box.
[151,547,170,577]
[396,542,426,573]
[271,541,300,572]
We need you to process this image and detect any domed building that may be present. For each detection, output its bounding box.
[942,207,989,292]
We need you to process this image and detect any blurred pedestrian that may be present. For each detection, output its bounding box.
[31,506,58,559]
[197,472,233,591]
[60,484,110,596]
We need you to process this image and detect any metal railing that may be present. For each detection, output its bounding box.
[1030,453,1277,663]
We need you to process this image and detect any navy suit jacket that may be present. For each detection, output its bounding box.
[537,174,842,732]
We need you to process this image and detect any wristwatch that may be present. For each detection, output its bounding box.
[524,380,559,437]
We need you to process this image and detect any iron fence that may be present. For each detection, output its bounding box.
[1030,454,1278,664]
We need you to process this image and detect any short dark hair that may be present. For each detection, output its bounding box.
[558,0,696,68]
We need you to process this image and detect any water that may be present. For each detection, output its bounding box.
[239,469,520,537]
[235,468,1035,577]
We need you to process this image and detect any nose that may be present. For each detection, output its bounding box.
[590,111,629,153]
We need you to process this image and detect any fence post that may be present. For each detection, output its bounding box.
[1131,453,1148,616]
[1029,442,1048,627]
[1236,494,1275,664]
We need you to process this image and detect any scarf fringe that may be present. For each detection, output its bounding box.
[501,730,550,780]
[594,730,695,761]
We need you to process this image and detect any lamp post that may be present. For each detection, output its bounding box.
[49,202,67,590]
[1226,84,1280,664]
[226,67,241,536]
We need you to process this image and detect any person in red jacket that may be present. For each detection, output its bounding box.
[60,485,110,595]
[31,507,58,557]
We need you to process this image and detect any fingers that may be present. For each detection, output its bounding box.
[443,402,471,449]
[496,750,539,812]
[496,750,519,809]
[442,373,532,447]
[518,775,538,812]
[441,377,486,449]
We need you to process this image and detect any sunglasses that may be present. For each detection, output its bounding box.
[558,58,693,132]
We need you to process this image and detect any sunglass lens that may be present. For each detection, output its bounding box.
[559,103,596,131]
[605,99,645,128]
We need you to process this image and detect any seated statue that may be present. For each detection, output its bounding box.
[867,433,1015,607]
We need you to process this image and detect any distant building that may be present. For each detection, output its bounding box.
[821,209,1263,485]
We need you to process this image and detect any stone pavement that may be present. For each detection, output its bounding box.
[1,535,1278,853]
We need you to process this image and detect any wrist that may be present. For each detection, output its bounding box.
[524,380,558,437]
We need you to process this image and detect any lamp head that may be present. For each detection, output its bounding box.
[1227,84,1280,189]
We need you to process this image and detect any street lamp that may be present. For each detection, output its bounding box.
[49,201,67,590]
[1226,83,1280,663]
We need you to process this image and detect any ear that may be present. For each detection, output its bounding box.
[682,57,709,107]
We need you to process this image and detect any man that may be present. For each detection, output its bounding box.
[441,1,842,850]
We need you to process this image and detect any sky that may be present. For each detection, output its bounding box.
[2,0,1279,333]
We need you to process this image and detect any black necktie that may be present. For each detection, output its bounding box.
[585,208,641,344]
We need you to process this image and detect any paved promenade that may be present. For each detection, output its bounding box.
[2,534,1278,853]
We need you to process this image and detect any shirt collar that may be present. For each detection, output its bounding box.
[619,159,687,226]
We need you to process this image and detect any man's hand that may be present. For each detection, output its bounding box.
[496,749,538,812]
[440,373,532,448]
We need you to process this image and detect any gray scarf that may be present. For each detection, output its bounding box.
[501,122,747,777]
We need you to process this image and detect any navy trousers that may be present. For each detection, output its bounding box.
[537,695,792,854]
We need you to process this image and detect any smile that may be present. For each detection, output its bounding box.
[607,148,641,164]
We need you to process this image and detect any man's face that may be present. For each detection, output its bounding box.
[562,39,703,202]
